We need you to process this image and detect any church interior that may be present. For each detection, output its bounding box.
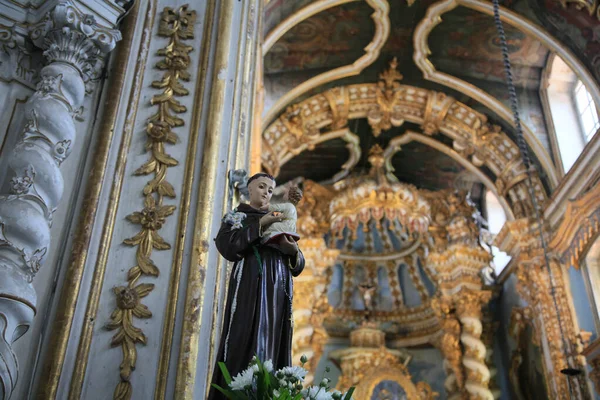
[1,0,600,399]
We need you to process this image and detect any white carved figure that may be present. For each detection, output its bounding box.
[358,278,377,312]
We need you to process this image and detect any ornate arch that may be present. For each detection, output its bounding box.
[354,368,437,399]
[262,60,547,219]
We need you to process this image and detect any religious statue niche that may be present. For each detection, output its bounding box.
[509,308,549,400]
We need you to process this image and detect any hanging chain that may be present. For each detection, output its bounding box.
[491,0,584,396]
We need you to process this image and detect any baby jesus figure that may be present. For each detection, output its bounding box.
[261,185,303,245]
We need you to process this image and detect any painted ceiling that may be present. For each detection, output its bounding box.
[264,2,376,75]
[261,0,598,195]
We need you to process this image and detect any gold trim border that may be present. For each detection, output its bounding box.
[34,2,144,398]
[261,77,546,218]
[174,0,237,398]
[412,0,577,189]
[153,0,217,398]
[106,5,197,399]
[261,0,391,131]
[550,182,600,267]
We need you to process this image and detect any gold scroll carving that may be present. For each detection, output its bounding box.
[105,6,196,400]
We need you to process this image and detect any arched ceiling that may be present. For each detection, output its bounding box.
[260,0,600,208]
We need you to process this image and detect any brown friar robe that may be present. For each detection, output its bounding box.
[207,203,305,400]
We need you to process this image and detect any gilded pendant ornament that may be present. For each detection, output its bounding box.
[106,5,196,400]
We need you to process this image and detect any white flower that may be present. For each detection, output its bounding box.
[229,366,255,391]
[223,210,246,230]
[264,360,274,373]
[279,365,308,381]
[273,389,281,397]
[252,364,259,373]
[301,385,333,400]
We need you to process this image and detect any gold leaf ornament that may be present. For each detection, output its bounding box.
[106,5,196,399]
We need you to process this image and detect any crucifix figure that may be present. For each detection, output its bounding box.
[358,278,377,319]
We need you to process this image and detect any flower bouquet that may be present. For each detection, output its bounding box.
[212,356,355,400]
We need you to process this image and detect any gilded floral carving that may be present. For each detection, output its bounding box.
[106,6,196,400]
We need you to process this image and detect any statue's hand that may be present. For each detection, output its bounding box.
[278,235,298,255]
[260,211,284,229]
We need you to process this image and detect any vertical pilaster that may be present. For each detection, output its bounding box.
[481,318,501,399]
[430,296,464,400]
[173,0,263,398]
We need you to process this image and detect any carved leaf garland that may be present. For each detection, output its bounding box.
[106,5,196,400]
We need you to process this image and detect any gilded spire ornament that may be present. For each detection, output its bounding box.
[368,57,405,136]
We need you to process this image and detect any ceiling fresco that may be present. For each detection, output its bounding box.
[264,0,315,36]
[264,2,376,75]
[505,0,600,84]
[428,7,549,88]
[261,0,583,194]
[276,137,353,184]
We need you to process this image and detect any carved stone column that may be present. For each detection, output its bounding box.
[426,191,495,400]
[430,296,464,400]
[481,318,501,399]
[430,288,493,400]
[0,2,120,398]
[455,288,493,400]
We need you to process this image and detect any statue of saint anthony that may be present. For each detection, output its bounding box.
[208,173,305,399]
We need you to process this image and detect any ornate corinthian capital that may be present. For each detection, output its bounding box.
[29,0,122,82]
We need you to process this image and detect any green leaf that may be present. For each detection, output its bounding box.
[343,387,355,400]
[211,384,240,399]
[257,367,269,398]
[218,362,232,385]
